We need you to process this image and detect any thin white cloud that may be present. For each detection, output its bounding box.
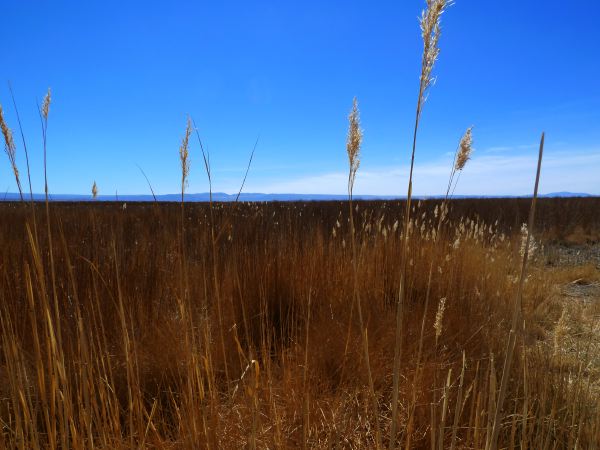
[483,143,538,153]
[245,147,600,196]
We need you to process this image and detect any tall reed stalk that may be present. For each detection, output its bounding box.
[193,118,230,387]
[177,117,192,342]
[488,132,545,450]
[37,89,62,351]
[8,83,39,243]
[35,88,71,448]
[390,1,450,447]
[136,164,158,202]
[346,97,382,449]
[404,126,472,448]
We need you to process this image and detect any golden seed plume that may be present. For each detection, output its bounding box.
[419,0,451,102]
[0,104,16,157]
[179,117,192,192]
[42,88,51,120]
[455,126,473,171]
[519,223,537,260]
[433,296,446,339]
[346,97,362,193]
[0,104,23,198]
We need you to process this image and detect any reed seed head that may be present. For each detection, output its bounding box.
[346,97,362,193]
[0,104,21,189]
[180,117,192,190]
[41,88,51,120]
[0,105,16,158]
[434,296,446,339]
[519,223,537,259]
[419,0,451,100]
[455,127,473,171]
[92,181,98,199]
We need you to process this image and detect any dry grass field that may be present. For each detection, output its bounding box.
[0,198,599,448]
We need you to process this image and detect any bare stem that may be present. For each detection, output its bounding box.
[488,132,545,450]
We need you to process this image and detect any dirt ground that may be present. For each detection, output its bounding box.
[537,243,600,398]
[543,243,600,268]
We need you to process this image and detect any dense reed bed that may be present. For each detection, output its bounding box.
[0,199,598,448]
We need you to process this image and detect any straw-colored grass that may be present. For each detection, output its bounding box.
[0,198,598,448]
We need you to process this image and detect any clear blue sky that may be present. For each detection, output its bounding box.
[1,0,599,196]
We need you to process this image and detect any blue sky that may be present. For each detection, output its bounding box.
[1,0,599,196]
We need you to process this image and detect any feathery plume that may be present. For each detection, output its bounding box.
[0,105,16,155]
[179,117,192,200]
[91,181,98,199]
[445,126,474,198]
[41,89,51,120]
[519,223,537,259]
[346,97,362,195]
[434,297,446,339]
[418,0,451,106]
[455,126,473,171]
[0,104,23,200]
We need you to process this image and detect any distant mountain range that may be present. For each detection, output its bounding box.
[0,191,596,202]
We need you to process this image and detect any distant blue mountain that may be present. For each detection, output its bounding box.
[539,191,593,198]
[0,191,595,202]
[0,192,400,202]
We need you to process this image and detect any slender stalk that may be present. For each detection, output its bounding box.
[404,261,433,450]
[192,118,230,387]
[178,117,192,365]
[38,90,61,350]
[404,126,471,448]
[450,352,466,450]
[390,3,449,445]
[8,82,33,201]
[302,289,312,450]
[8,82,39,244]
[345,98,382,449]
[234,136,258,203]
[136,164,157,202]
[488,132,545,450]
[37,88,69,448]
[438,368,452,450]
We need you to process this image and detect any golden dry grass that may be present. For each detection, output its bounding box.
[0,199,598,448]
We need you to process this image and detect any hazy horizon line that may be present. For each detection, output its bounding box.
[1,191,596,202]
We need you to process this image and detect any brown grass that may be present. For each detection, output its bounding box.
[0,199,598,448]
